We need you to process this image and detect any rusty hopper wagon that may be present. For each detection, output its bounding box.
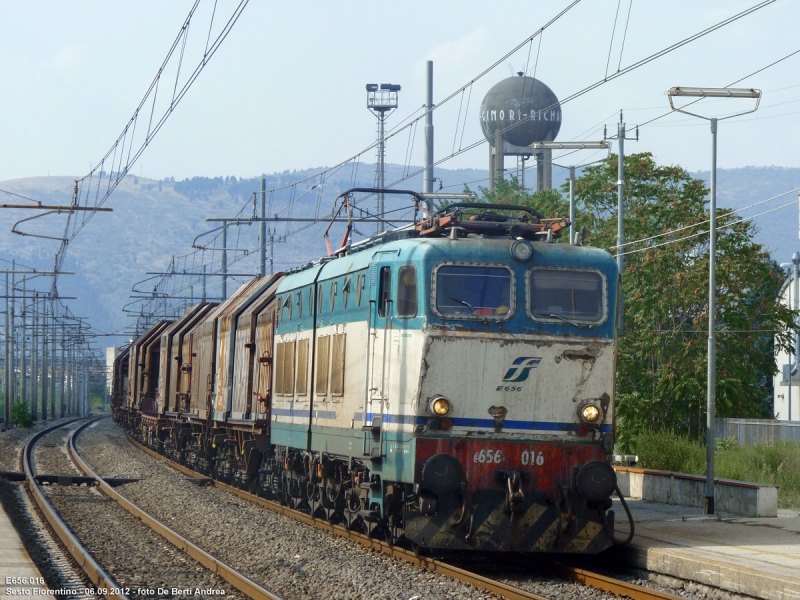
[114,189,632,554]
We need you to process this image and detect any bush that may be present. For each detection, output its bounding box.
[627,430,705,473]
[715,441,800,509]
[624,430,800,508]
[11,401,33,428]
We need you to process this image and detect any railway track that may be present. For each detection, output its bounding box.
[24,417,284,600]
[122,428,679,600]
[23,418,121,597]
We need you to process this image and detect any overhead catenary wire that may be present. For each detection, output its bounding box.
[633,45,800,131]
[610,187,800,251]
[605,0,623,80]
[130,1,779,323]
[50,0,251,290]
[210,0,771,250]
[616,196,799,258]
[616,0,633,72]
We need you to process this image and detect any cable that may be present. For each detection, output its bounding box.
[634,45,799,131]
[0,189,42,204]
[616,197,798,258]
[617,0,633,72]
[128,1,777,319]
[605,0,622,80]
[49,0,251,297]
[611,187,800,250]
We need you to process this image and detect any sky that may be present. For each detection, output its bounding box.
[2,0,800,185]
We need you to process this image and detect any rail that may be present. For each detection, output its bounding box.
[126,433,680,600]
[68,418,284,600]
[23,418,127,599]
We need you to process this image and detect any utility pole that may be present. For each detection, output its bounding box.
[4,271,9,429]
[50,301,55,419]
[269,228,275,276]
[569,166,576,244]
[9,261,14,408]
[423,61,434,194]
[202,265,207,302]
[41,301,48,422]
[31,294,37,421]
[20,280,26,413]
[617,116,625,280]
[67,334,73,416]
[221,225,227,300]
[67,342,73,415]
[60,324,66,418]
[260,179,266,276]
[84,359,89,415]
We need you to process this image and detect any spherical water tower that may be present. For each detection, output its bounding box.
[480,73,562,190]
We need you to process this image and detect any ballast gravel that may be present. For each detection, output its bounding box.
[77,419,624,600]
[34,422,248,599]
[76,420,758,600]
[0,417,75,471]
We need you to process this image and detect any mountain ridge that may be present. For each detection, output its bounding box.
[0,164,797,338]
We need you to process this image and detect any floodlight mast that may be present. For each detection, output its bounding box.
[666,85,761,516]
[366,83,401,235]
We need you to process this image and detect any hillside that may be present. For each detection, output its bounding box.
[0,164,796,338]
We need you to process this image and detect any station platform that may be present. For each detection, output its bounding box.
[612,497,800,600]
[0,491,47,598]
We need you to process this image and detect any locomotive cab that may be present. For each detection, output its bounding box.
[390,234,619,553]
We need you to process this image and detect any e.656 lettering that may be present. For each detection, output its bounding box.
[473,449,504,464]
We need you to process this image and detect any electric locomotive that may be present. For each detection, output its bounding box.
[114,189,626,554]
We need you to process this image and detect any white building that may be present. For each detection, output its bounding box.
[774,253,800,421]
[105,346,118,409]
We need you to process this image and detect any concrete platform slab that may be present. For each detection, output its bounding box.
[613,498,800,599]
[0,493,47,598]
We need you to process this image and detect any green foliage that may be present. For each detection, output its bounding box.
[577,154,796,441]
[476,158,796,440]
[11,401,33,428]
[627,430,706,473]
[89,394,105,413]
[627,430,800,508]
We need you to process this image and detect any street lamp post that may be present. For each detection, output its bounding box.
[667,86,761,515]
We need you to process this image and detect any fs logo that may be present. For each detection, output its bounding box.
[502,357,542,383]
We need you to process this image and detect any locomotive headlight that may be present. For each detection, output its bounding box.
[581,404,601,423]
[430,396,451,416]
[510,240,533,262]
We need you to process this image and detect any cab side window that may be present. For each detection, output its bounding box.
[378,267,391,317]
[397,265,417,318]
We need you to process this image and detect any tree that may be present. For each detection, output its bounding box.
[477,155,796,443]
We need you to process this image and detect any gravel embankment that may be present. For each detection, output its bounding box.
[0,417,76,471]
[35,422,249,599]
[77,419,624,600]
[79,419,761,600]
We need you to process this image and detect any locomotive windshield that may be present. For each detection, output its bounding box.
[528,268,606,325]
[433,264,513,319]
